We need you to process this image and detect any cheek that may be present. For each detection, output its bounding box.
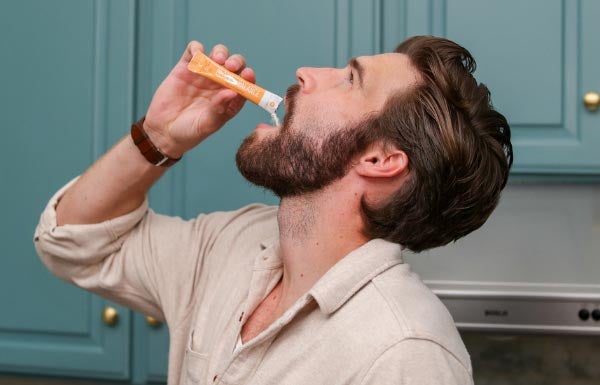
[294,96,351,131]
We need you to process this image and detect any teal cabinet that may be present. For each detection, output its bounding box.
[0,0,135,380]
[2,0,600,384]
[131,313,169,384]
[384,0,600,175]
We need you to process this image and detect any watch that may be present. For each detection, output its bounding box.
[130,117,181,167]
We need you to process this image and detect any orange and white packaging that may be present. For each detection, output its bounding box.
[188,52,283,116]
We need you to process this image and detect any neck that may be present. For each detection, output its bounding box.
[274,183,368,314]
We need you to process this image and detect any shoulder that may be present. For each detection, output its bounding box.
[197,203,278,239]
[357,338,473,385]
[369,263,472,373]
[323,260,472,379]
[139,203,278,251]
[201,203,277,223]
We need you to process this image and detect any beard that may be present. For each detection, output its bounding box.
[236,85,376,198]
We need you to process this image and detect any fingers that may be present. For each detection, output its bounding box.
[214,89,249,120]
[239,67,256,84]
[210,46,253,79]
[224,54,245,73]
[182,41,254,80]
[208,66,255,118]
[209,44,229,64]
[179,41,237,66]
[207,89,238,113]
[180,41,204,63]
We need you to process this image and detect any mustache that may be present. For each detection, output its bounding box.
[282,84,300,129]
[286,84,300,100]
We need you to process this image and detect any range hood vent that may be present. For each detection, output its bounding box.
[429,281,600,335]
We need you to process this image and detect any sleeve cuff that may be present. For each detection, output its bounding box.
[34,176,149,262]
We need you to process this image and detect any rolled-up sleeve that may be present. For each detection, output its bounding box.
[34,177,241,327]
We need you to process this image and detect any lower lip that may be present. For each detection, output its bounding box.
[255,123,278,131]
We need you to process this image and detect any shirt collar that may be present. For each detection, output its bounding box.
[256,237,404,314]
[260,236,278,250]
[253,236,282,270]
[309,239,404,315]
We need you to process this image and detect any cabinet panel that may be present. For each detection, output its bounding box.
[384,0,600,175]
[0,0,135,379]
[446,0,563,126]
[132,313,169,384]
[580,0,600,171]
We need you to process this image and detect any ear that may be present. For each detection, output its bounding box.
[355,146,409,178]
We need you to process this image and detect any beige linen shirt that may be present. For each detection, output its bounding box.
[35,179,473,385]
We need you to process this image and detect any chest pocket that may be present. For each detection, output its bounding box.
[182,331,210,385]
[183,349,209,385]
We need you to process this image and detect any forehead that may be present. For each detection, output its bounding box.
[360,52,421,105]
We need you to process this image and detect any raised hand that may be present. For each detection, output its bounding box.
[144,41,256,158]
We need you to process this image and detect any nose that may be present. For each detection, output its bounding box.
[296,66,338,93]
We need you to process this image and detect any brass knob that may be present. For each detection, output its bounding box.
[102,306,119,326]
[583,91,600,111]
[146,315,163,328]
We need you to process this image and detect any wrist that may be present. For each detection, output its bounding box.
[130,117,183,167]
[143,119,187,159]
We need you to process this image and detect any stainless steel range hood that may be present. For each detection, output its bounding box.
[426,281,600,335]
[404,184,600,335]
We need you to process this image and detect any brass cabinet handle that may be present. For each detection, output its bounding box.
[583,91,600,112]
[102,306,119,326]
[146,315,163,328]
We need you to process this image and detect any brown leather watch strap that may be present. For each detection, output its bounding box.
[130,117,181,167]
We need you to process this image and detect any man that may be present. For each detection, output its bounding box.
[35,36,512,384]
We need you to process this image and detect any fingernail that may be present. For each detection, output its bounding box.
[215,52,225,62]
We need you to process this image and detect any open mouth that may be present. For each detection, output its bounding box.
[255,122,279,133]
[255,90,290,132]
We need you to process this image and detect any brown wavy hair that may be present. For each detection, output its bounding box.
[360,36,513,252]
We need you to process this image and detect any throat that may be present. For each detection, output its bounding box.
[278,195,318,241]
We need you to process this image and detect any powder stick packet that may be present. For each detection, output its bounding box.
[188,52,283,125]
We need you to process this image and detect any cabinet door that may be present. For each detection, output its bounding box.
[384,0,600,176]
[0,0,135,380]
[132,0,383,382]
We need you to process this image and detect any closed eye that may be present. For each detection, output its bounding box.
[347,57,364,89]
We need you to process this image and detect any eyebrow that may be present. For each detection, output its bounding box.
[349,57,365,89]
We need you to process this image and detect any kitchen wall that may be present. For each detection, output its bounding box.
[406,183,600,286]
[406,183,600,384]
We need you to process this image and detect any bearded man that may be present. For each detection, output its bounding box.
[35,36,512,385]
